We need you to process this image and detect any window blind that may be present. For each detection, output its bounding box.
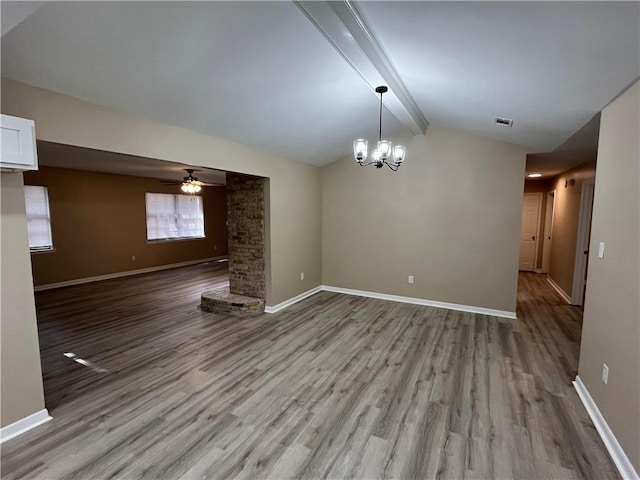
[146,193,204,240]
[24,185,53,250]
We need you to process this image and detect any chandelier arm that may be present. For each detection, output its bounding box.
[385,161,399,172]
[359,159,377,167]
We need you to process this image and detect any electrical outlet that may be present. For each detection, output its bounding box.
[300,272,304,281]
[131,255,136,261]
[602,364,609,384]
[408,275,414,284]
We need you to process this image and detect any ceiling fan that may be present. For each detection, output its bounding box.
[160,169,223,193]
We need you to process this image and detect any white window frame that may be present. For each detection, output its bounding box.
[145,192,205,242]
[24,185,54,252]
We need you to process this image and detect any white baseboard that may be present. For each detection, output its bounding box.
[546,276,572,304]
[573,376,639,480]
[264,286,323,313]
[34,256,228,292]
[266,285,516,320]
[0,409,52,444]
[322,285,516,319]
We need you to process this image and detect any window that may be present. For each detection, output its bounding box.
[145,193,205,241]
[24,185,54,251]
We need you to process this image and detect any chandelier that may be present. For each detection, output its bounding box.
[180,170,203,194]
[353,86,406,171]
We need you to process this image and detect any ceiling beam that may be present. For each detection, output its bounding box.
[1,1,45,37]
[295,0,429,136]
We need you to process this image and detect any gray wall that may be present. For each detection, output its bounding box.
[578,80,639,472]
[321,125,528,314]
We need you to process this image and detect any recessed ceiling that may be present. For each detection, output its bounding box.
[2,1,639,169]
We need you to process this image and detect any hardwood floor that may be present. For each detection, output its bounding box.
[1,266,619,479]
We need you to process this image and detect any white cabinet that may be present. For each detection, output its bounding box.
[1,114,39,171]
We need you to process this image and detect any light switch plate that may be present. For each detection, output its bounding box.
[598,242,605,259]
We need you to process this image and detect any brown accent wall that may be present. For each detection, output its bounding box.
[23,166,227,286]
[226,172,266,299]
[547,160,596,296]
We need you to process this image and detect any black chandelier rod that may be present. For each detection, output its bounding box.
[378,90,383,142]
[375,85,388,143]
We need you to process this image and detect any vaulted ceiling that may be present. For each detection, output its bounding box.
[2,1,639,171]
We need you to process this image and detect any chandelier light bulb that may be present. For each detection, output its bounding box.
[377,140,392,160]
[353,139,368,163]
[392,145,406,165]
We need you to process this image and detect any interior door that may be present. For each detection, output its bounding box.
[519,193,542,271]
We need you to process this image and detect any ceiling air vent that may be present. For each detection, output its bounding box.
[494,117,514,127]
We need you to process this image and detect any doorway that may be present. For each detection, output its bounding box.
[519,193,542,271]
[541,191,555,274]
[571,179,595,306]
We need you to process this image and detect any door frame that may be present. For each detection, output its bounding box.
[540,190,555,274]
[520,192,543,272]
[571,179,595,305]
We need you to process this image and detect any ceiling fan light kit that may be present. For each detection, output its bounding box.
[180,169,203,194]
[353,86,406,171]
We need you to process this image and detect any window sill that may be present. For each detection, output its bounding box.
[30,247,55,255]
[147,236,206,245]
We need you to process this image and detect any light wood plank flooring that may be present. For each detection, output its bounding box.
[1,265,619,479]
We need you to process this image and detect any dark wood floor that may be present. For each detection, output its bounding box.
[1,265,619,479]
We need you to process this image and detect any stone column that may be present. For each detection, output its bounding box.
[226,172,266,300]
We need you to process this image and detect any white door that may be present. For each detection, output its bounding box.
[519,193,542,271]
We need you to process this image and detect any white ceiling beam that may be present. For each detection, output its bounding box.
[1,2,45,37]
[295,0,429,135]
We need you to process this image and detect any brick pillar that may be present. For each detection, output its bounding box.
[226,172,266,299]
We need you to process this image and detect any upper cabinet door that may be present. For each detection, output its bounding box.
[1,114,39,171]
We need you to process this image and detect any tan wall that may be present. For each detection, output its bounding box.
[579,81,639,472]
[1,77,321,428]
[0,172,46,427]
[322,125,528,313]
[23,166,227,286]
[547,160,596,296]
[1,78,322,306]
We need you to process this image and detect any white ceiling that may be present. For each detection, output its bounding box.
[2,1,639,170]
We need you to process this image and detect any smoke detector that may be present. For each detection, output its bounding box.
[494,117,514,127]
